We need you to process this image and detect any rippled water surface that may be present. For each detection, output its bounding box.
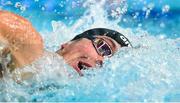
[0,0,180,102]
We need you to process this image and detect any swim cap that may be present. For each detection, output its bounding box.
[72,28,132,47]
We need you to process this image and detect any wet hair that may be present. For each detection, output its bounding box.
[72,28,132,47]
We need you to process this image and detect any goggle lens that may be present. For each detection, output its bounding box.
[93,38,112,57]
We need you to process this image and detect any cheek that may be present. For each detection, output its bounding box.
[66,40,99,57]
[64,43,86,55]
[72,42,96,55]
[83,44,99,57]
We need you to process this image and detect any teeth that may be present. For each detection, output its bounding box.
[82,64,88,70]
[78,62,87,70]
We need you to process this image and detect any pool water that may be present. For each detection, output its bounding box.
[0,0,180,102]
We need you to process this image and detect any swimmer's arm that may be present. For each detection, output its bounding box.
[0,10,44,68]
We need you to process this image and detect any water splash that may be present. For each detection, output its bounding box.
[0,0,180,102]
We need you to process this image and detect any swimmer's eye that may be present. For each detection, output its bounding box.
[92,38,113,57]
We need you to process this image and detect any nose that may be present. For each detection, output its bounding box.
[60,43,69,50]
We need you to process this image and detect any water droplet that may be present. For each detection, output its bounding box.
[160,22,165,28]
[162,5,170,13]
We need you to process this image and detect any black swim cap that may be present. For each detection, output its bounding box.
[72,28,132,47]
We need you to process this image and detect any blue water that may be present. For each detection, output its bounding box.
[1,0,180,38]
[0,0,180,102]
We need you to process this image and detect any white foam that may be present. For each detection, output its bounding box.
[1,0,180,102]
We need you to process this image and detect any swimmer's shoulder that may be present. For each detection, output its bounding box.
[0,10,44,69]
[0,10,30,25]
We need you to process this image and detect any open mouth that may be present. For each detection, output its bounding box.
[77,61,92,70]
[71,61,93,76]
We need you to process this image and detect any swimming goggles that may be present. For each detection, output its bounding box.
[92,38,113,57]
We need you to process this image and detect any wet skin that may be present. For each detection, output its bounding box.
[56,36,120,75]
[0,10,120,76]
[0,10,43,68]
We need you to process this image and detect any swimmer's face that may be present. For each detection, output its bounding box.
[56,36,120,76]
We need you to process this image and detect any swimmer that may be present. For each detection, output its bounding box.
[0,10,132,79]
